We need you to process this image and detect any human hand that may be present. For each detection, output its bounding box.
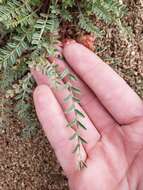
[32,41,143,190]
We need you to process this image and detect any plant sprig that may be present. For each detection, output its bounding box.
[59,67,87,169]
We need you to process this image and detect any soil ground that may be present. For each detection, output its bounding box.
[0,1,143,190]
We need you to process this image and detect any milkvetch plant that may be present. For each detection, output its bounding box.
[0,0,129,168]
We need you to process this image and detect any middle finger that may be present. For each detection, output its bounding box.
[56,58,117,134]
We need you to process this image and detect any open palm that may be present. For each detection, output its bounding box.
[32,42,143,190]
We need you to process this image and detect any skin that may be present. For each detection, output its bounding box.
[32,41,143,190]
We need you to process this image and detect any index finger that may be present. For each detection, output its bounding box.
[63,41,143,124]
[33,85,86,176]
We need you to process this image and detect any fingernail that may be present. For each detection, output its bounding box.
[47,56,56,63]
[63,39,76,47]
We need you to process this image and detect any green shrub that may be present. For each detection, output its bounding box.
[0,0,128,168]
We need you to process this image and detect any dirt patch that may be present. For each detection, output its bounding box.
[0,1,142,190]
[0,117,68,190]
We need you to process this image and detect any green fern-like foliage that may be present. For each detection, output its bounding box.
[78,14,103,36]
[0,0,129,169]
[0,0,34,28]
[0,29,31,69]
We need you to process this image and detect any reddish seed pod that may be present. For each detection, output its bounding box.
[77,35,95,51]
